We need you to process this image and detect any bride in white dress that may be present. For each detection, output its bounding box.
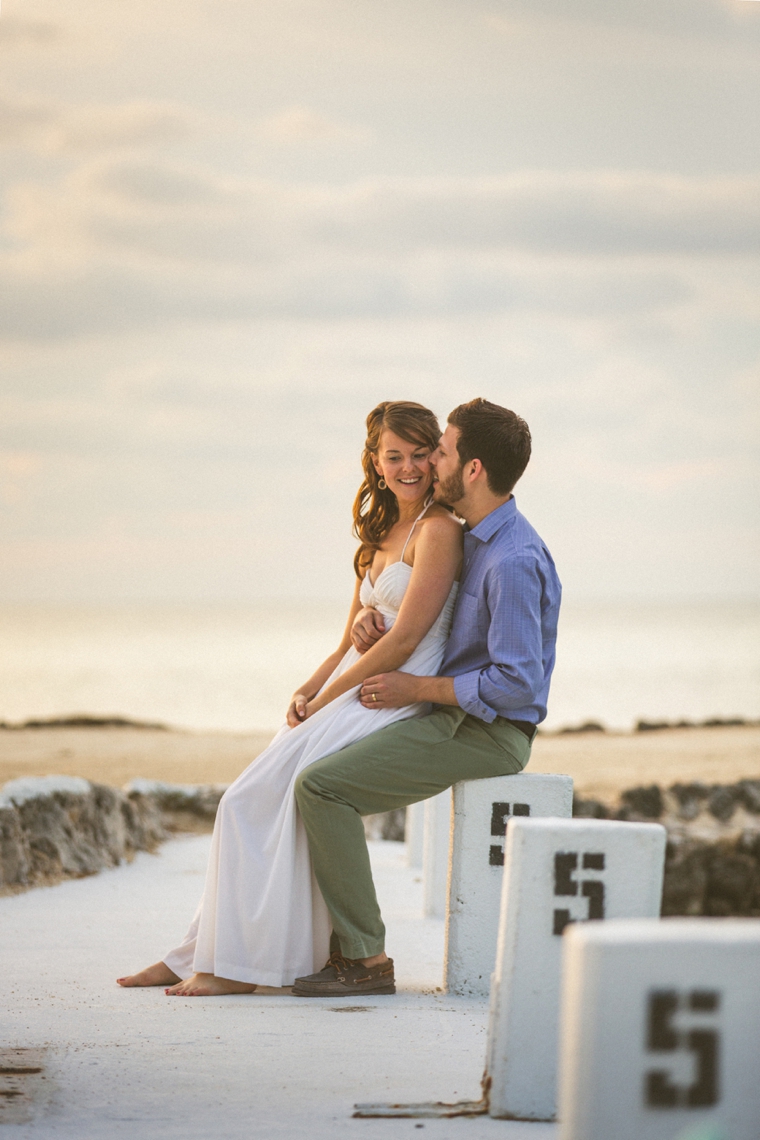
[117,400,461,996]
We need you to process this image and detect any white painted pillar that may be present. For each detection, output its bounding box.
[445,772,573,997]
[405,801,425,869]
[423,789,452,918]
[486,817,666,1122]
[558,918,760,1140]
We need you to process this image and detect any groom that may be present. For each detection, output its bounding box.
[293,398,561,996]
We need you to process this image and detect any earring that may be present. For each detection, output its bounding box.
[377,478,387,489]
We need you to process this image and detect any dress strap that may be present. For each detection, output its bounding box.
[400,495,434,564]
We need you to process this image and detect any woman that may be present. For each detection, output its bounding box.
[118,400,462,996]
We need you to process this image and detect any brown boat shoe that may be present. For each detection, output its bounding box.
[291,951,395,997]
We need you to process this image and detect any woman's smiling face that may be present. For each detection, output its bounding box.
[373,429,434,502]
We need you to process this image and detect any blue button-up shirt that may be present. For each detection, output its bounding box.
[440,497,561,725]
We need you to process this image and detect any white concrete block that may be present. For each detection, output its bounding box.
[487,817,666,1121]
[405,800,425,869]
[445,772,573,997]
[558,918,760,1140]
[423,789,452,918]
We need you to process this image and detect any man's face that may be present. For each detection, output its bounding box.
[430,424,466,507]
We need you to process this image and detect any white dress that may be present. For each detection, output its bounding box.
[163,509,458,987]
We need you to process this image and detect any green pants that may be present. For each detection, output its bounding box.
[294,705,532,959]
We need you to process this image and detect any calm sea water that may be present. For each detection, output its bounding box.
[0,600,757,734]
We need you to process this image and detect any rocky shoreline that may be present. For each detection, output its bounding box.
[0,777,225,894]
[2,713,757,734]
[4,774,760,919]
[0,776,402,895]
[556,716,759,735]
[574,780,760,918]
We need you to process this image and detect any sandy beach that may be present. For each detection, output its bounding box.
[1,722,758,802]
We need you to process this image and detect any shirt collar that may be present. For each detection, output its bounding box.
[465,496,516,543]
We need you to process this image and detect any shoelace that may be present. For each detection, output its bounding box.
[327,950,353,972]
[324,950,390,986]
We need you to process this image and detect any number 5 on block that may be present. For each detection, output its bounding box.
[558,918,760,1140]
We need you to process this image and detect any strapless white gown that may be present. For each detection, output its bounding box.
[163,562,458,987]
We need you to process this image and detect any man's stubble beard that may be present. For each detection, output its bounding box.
[433,465,465,509]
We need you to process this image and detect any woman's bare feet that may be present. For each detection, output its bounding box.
[117,961,181,988]
[165,972,256,997]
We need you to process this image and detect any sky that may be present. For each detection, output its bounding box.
[1,0,758,605]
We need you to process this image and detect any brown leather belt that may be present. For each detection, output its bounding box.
[505,718,537,741]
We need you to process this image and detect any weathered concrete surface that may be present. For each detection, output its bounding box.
[485,818,665,1123]
[557,919,760,1140]
[446,775,574,996]
[0,837,555,1140]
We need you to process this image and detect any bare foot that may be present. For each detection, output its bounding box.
[165,972,256,997]
[117,961,181,988]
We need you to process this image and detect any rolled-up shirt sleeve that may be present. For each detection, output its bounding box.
[452,555,546,723]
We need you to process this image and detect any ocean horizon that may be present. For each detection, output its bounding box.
[1,598,758,736]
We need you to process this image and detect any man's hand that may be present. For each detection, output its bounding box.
[360,672,421,709]
[351,606,387,654]
[286,693,309,727]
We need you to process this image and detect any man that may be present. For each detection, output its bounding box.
[293,397,561,996]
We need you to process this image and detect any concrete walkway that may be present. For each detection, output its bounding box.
[2,838,557,1139]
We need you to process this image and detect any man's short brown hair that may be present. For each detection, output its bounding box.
[448,398,531,495]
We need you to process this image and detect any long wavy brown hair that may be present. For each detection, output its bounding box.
[353,401,441,578]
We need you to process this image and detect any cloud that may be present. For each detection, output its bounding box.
[0,90,200,152]
[256,106,369,146]
[0,91,50,144]
[13,161,760,260]
[302,174,760,257]
[44,102,198,152]
[0,161,757,340]
[485,0,760,53]
[0,16,60,44]
[0,449,43,506]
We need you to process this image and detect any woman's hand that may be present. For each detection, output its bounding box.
[286,693,309,727]
[360,672,454,709]
[359,672,421,709]
[351,606,387,653]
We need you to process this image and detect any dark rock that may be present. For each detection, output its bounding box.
[618,785,663,819]
[0,777,169,895]
[572,797,609,819]
[707,785,739,822]
[739,831,760,862]
[661,840,709,917]
[704,846,760,916]
[662,833,760,918]
[11,715,168,731]
[635,718,754,732]
[557,722,606,735]
[736,780,760,814]
[363,808,406,842]
[0,807,29,889]
[669,783,709,820]
[121,793,167,851]
[124,781,224,833]
[380,808,406,842]
[15,782,127,880]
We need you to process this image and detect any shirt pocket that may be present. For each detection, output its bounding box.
[455,590,488,638]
